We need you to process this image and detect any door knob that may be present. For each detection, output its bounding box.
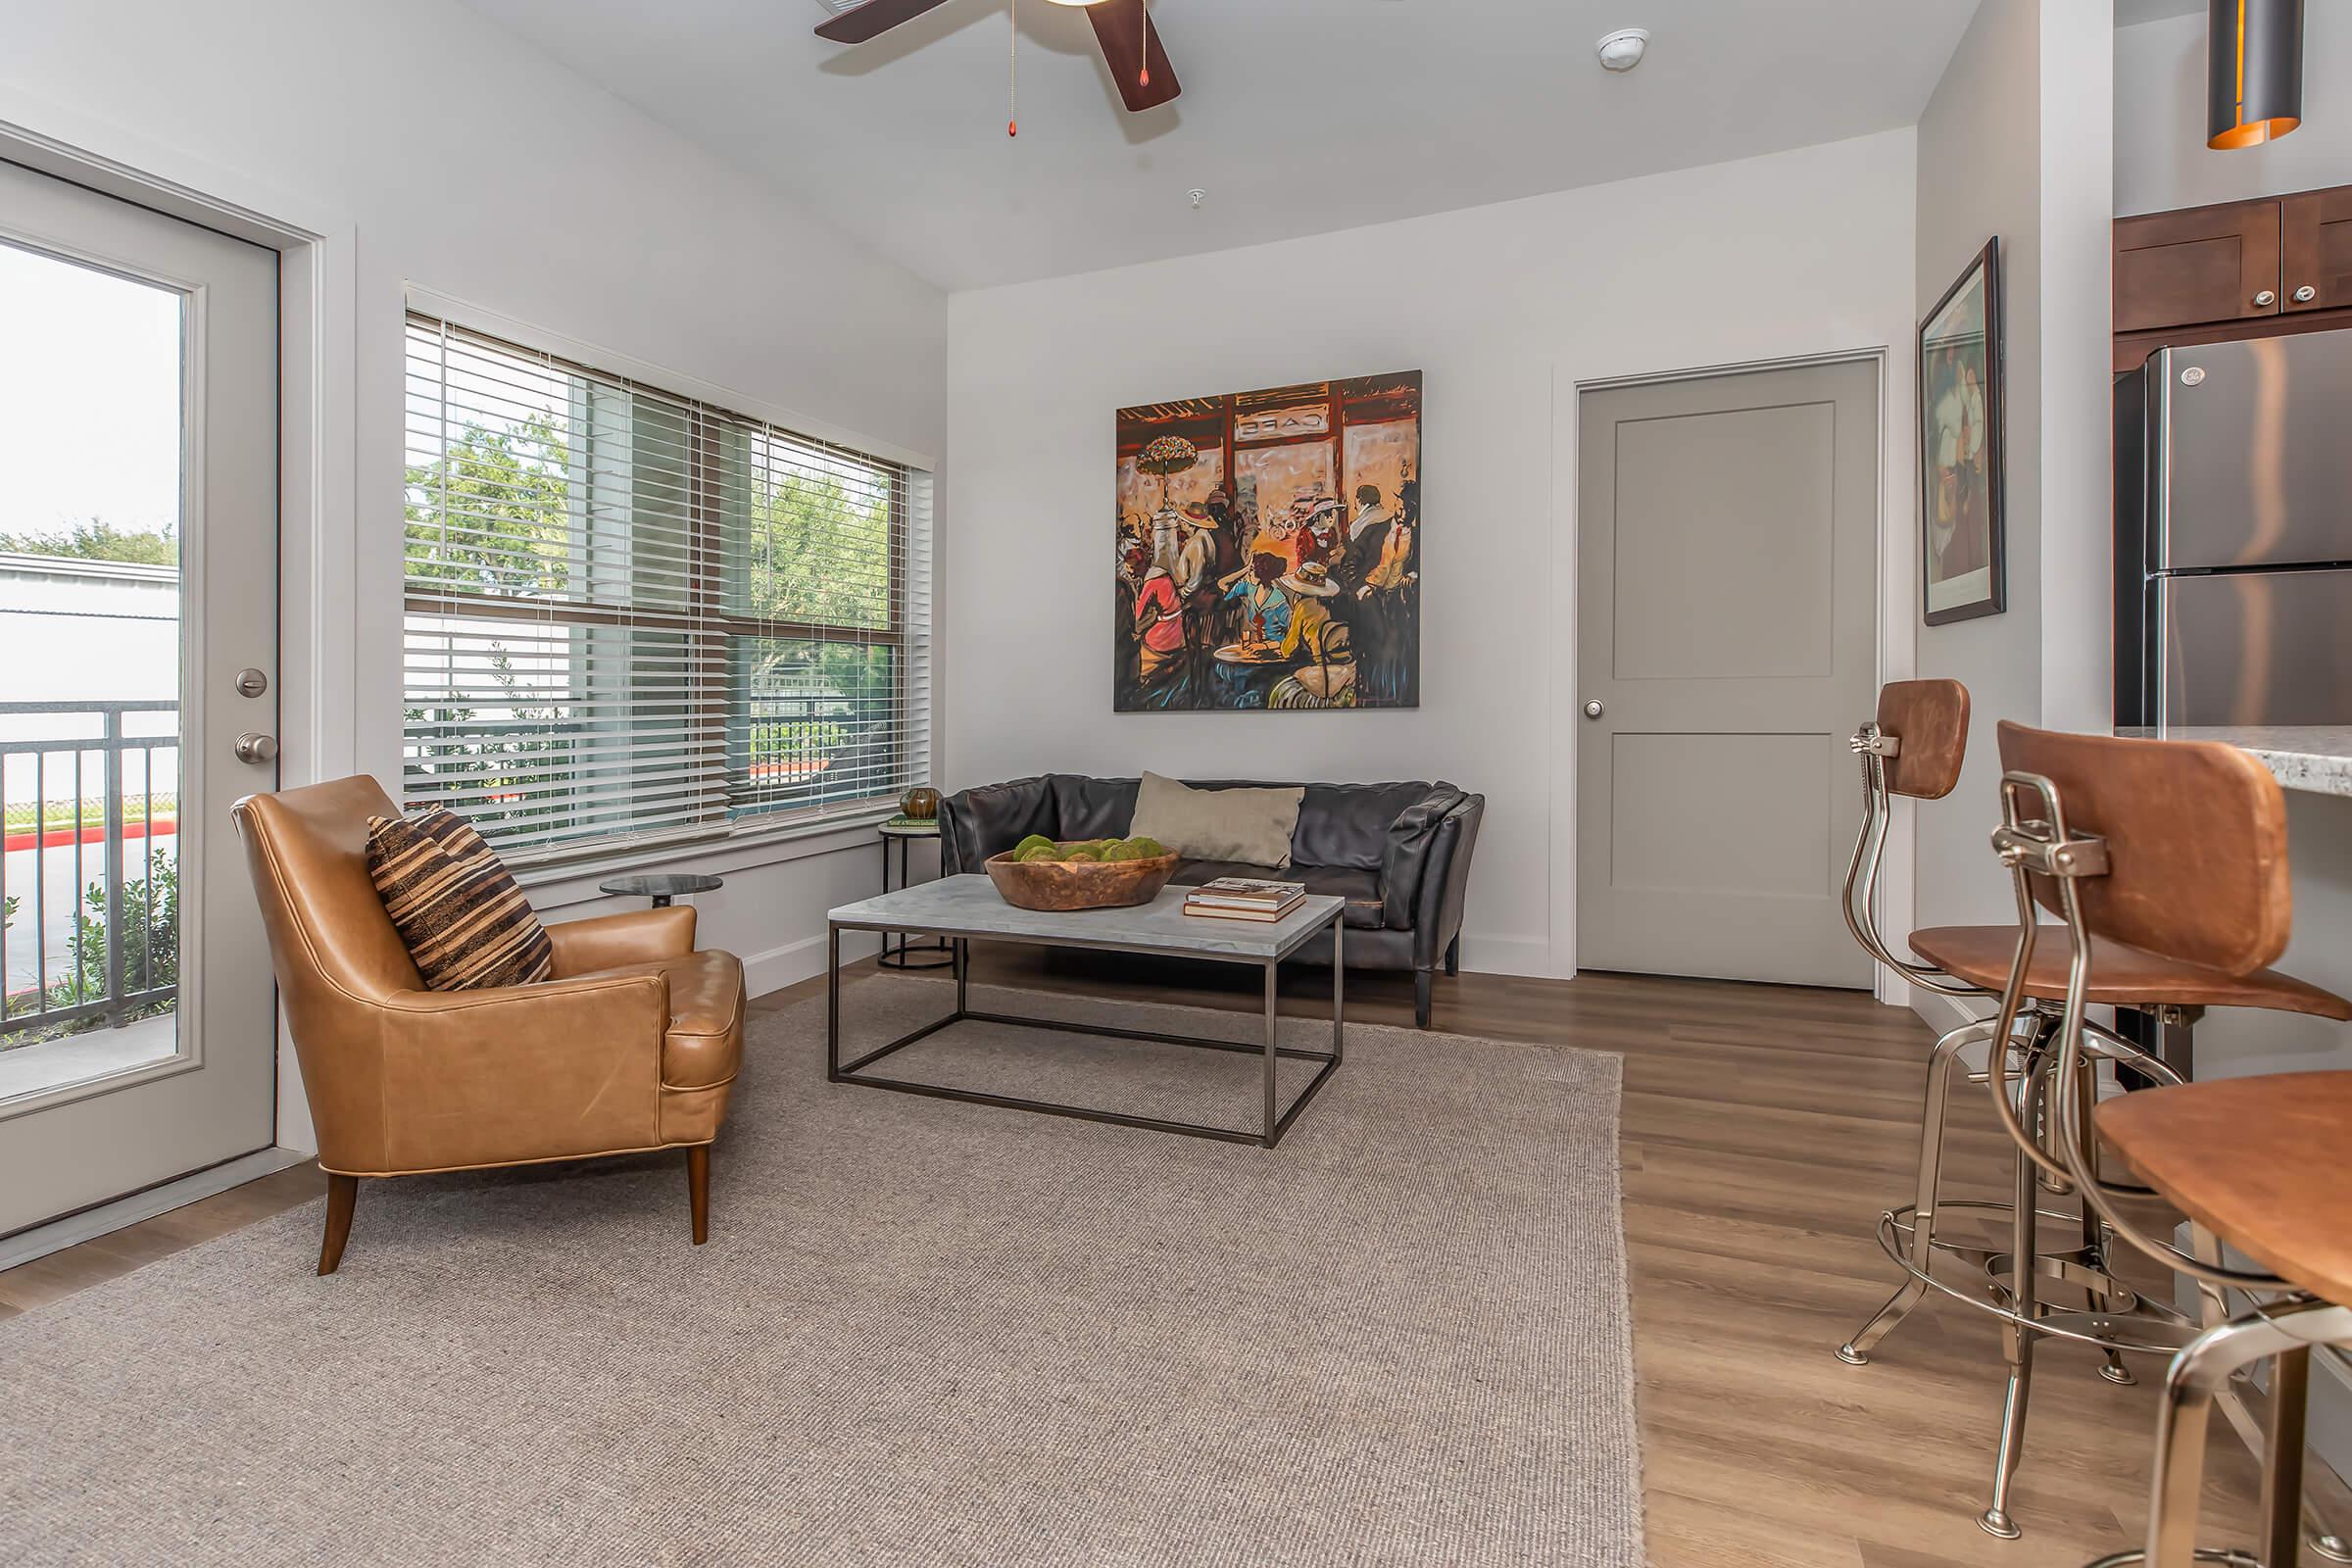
[233,731,278,764]
[2295,285,2318,304]
[2255,289,2278,307]
[1584,701,1604,719]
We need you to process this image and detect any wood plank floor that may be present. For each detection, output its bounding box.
[2,957,2308,1565]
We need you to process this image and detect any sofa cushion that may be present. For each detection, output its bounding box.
[1051,775,1139,841]
[1168,859,1387,930]
[365,808,553,991]
[1130,772,1303,867]
[1293,782,1437,871]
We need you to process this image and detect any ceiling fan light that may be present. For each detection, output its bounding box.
[2208,0,2304,150]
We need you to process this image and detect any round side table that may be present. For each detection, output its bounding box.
[600,872,722,908]
[878,817,955,970]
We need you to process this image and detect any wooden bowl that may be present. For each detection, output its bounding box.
[984,850,1181,911]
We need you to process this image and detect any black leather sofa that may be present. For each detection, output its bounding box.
[938,775,1484,1028]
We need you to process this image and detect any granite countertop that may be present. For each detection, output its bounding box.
[2118,725,2352,799]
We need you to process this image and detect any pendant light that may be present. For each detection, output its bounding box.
[2208,0,2304,150]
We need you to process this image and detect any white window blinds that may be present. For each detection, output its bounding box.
[402,313,931,864]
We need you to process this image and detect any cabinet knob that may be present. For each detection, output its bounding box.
[2294,284,2318,304]
[2255,289,2278,307]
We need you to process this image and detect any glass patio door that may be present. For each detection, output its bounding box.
[0,161,279,1238]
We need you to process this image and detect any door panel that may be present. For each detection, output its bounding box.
[2114,197,2282,332]
[1577,362,1878,988]
[0,161,277,1236]
[1608,732,1832,898]
[2282,186,2352,316]
[1612,402,1837,681]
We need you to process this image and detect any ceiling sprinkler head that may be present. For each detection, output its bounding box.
[1187,188,1207,209]
[1596,27,1649,73]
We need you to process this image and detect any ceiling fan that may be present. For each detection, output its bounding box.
[815,0,1180,115]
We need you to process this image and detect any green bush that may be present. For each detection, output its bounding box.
[2,860,179,1048]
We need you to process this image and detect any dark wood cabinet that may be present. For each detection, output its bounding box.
[2114,181,2352,371]
[2283,185,2352,315]
[2114,196,2281,333]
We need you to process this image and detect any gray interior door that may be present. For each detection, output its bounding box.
[1576,361,1878,988]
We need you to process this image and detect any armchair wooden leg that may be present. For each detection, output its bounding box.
[318,1173,358,1276]
[686,1145,710,1246]
[1444,935,1461,977]
[1414,968,1434,1029]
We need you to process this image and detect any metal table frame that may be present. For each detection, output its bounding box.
[825,908,1345,1148]
[875,825,954,971]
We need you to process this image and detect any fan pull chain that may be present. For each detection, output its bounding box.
[1138,0,1150,88]
[1007,0,1018,136]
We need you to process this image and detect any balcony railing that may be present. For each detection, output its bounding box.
[0,701,179,1047]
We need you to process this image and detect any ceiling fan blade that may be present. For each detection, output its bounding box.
[814,0,956,45]
[1086,0,1181,112]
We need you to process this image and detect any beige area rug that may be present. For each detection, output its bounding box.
[0,977,1643,1567]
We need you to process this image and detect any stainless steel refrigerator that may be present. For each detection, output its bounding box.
[2116,328,2352,728]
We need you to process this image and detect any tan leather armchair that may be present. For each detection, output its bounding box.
[231,776,745,1273]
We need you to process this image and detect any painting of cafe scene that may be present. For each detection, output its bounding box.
[1115,371,1421,711]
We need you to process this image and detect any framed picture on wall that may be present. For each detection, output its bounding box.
[1114,372,1421,711]
[1918,237,2007,625]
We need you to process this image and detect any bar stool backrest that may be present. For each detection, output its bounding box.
[1876,679,1969,799]
[1993,721,2293,977]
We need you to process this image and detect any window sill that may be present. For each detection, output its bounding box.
[519,807,902,911]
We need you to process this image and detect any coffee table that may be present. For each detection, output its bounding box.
[825,875,1346,1148]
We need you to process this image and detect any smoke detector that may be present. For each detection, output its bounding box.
[1596,27,1649,73]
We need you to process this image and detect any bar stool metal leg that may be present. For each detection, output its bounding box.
[2083,1299,2352,1568]
[1982,1102,2044,1541]
[2261,1347,2311,1568]
[1839,1016,1994,1365]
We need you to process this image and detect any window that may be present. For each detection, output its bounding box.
[402,314,930,865]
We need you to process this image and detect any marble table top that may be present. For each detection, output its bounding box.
[829,875,1346,960]
[2116,725,2352,799]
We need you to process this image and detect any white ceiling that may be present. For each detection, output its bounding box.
[461,0,1984,292]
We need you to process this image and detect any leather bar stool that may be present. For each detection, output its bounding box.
[1973,723,2352,1561]
[1833,691,2352,1540]
[2093,1074,2352,1568]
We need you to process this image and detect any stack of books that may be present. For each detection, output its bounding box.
[1182,876,1306,922]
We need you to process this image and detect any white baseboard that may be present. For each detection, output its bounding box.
[742,927,882,999]
[0,1146,310,1272]
[1913,989,1980,1033]
[1456,934,1554,979]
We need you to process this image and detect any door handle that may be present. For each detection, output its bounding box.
[234,731,278,764]
[2295,285,2318,304]
[1584,701,1604,719]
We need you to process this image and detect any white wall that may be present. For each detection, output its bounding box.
[944,129,1920,980]
[2118,7,2352,217]
[1909,0,2113,972]
[0,0,946,949]
[2039,0,2118,741]
[1914,0,2048,939]
[0,0,950,1148]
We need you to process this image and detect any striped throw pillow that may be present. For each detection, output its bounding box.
[365,808,554,991]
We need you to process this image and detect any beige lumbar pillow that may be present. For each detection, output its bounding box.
[1127,771,1303,868]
